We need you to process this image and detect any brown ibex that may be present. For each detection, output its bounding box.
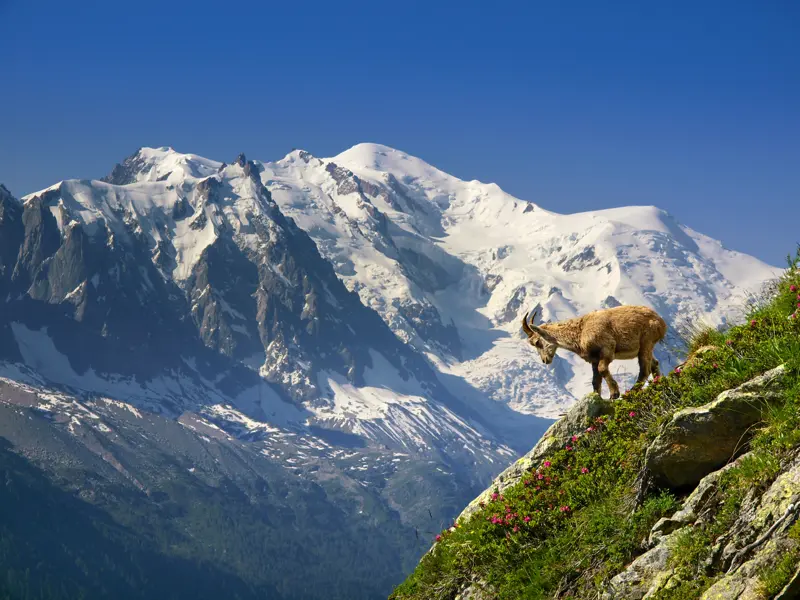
[521,305,667,399]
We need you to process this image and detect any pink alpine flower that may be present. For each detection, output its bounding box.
[543,461,551,468]
[674,367,682,375]
[750,319,757,328]
[565,445,573,451]
[436,534,442,541]
[791,285,797,292]
[491,492,499,501]
[581,467,589,474]
[523,516,531,523]
[571,435,579,442]
[559,505,571,513]
[712,363,718,369]
[628,411,636,418]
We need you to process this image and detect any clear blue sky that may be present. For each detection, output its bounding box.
[1,0,797,265]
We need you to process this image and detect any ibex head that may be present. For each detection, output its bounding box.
[521,309,557,365]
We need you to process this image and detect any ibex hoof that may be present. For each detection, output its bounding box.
[611,392,620,400]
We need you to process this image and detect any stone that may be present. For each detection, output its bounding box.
[602,530,683,599]
[645,365,786,489]
[455,580,496,600]
[649,457,745,545]
[700,454,800,599]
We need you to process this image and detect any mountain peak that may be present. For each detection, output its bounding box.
[101,147,222,186]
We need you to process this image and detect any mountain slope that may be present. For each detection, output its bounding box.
[391,257,800,599]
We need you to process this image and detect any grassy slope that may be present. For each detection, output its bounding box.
[391,250,800,600]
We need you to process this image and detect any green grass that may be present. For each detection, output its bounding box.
[391,248,800,600]
[757,521,800,596]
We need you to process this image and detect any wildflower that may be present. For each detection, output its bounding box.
[491,492,499,501]
[523,516,531,523]
[712,363,718,369]
[523,480,530,487]
[560,505,571,513]
[435,534,442,541]
[565,445,573,451]
[726,340,733,346]
[537,473,544,480]
[586,425,595,433]
[791,285,797,292]
[674,367,682,375]
[652,375,660,383]
[571,435,579,443]
[750,319,757,328]
[513,526,519,533]
[628,411,636,418]
[581,467,589,474]
[543,460,551,468]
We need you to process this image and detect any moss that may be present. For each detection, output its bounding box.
[391,248,800,600]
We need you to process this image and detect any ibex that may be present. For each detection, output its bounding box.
[521,305,667,399]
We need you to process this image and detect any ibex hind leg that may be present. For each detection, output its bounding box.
[651,357,661,377]
[636,354,652,384]
[591,362,604,397]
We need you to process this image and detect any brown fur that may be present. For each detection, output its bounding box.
[522,305,668,399]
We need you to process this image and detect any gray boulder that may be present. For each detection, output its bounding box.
[645,365,786,489]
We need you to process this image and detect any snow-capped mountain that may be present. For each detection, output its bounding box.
[0,144,778,598]
[261,143,779,418]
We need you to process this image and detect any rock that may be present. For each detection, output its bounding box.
[455,580,496,600]
[602,530,683,599]
[458,393,614,522]
[645,365,786,489]
[700,454,800,599]
[649,456,746,545]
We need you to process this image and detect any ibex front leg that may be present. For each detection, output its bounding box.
[598,358,620,399]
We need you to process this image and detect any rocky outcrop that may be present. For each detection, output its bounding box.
[700,454,800,599]
[645,365,787,489]
[605,455,749,599]
[458,393,613,522]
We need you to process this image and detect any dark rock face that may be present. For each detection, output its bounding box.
[101,149,149,185]
[560,246,601,272]
[645,365,787,489]
[0,185,24,293]
[0,176,462,415]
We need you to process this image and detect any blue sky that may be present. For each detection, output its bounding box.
[1,0,797,265]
